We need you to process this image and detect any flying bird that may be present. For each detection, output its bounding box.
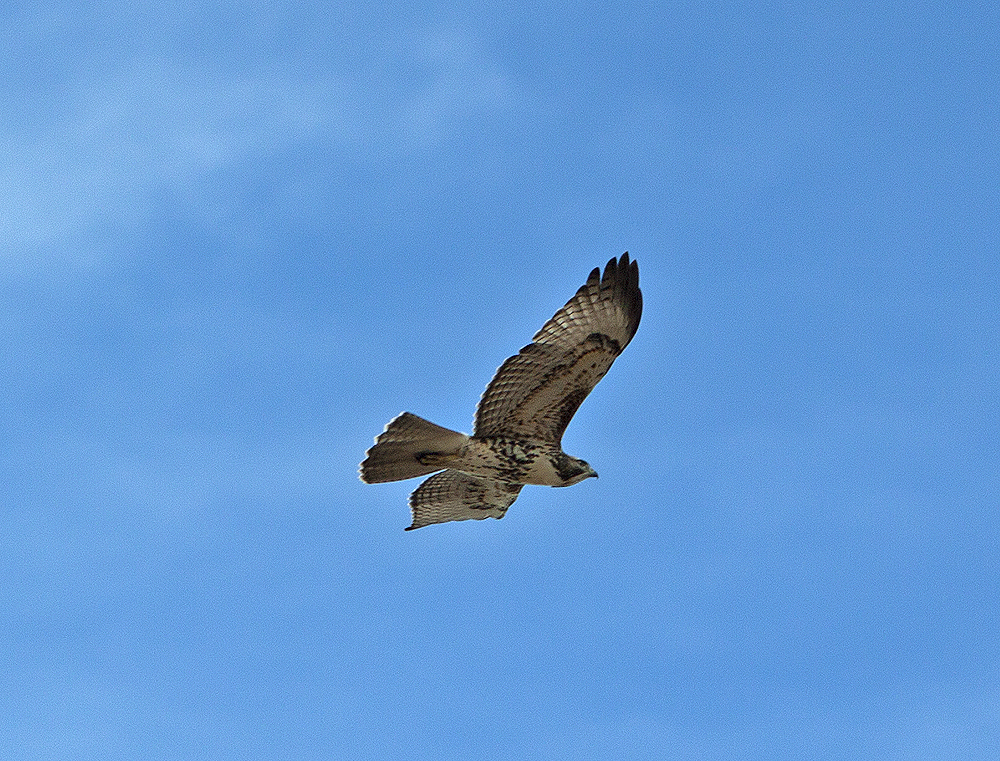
[360,253,642,530]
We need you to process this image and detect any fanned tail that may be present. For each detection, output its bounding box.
[359,413,469,483]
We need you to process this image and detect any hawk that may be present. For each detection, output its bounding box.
[360,253,642,530]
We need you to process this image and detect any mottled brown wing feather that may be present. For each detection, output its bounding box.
[474,253,642,443]
[406,470,524,530]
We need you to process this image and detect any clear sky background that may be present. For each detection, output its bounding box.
[3,2,998,759]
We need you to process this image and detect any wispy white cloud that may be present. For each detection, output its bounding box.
[392,25,515,147]
[1,64,351,264]
[1,23,515,273]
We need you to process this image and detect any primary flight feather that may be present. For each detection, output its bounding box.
[360,253,642,530]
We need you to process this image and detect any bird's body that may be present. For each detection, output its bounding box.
[360,253,642,530]
[374,425,593,487]
[454,437,565,486]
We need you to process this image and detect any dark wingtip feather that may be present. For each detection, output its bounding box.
[602,256,618,285]
[613,251,642,345]
[592,253,642,347]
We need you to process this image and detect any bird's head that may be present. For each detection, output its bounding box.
[554,454,599,486]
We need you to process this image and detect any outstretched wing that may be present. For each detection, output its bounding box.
[473,253,642,443]
[406,471,524,530]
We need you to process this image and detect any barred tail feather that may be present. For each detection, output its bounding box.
[359,412,469,484]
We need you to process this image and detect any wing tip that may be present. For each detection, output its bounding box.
[600,253,642,343]
[602,252,638,285]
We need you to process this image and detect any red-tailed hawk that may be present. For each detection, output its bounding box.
[360,253,642,530]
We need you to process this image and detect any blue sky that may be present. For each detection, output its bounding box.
[3,2,998,759]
